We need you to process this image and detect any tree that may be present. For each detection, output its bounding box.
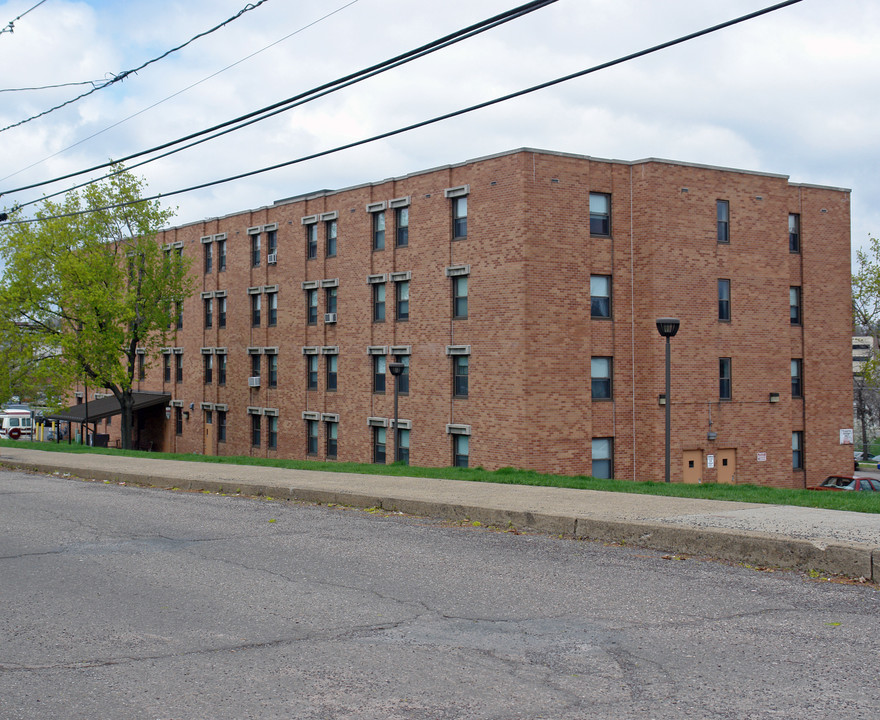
[0,168,193,448]
[852,235,880,456]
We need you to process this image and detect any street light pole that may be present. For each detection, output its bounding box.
[388,361,405,463]
[656,318,680,483]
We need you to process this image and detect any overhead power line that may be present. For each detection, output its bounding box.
[0,79,106,93]
[1,0,47,36]
[0,0,272,133]
[1,0,803,226]
[0,0,360,183]
[1,0,558,204]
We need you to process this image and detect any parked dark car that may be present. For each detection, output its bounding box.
[810,475,880,492]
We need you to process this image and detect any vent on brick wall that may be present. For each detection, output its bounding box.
[324,312,337,324]
[248,376,261,388]
[267,253,277,264]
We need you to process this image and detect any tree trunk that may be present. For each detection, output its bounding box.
[119,391,134,450]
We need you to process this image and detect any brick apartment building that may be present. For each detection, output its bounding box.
[75,148,852,487]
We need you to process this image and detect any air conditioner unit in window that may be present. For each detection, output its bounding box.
[267,253,277,264]
[248,376,261,387]
[324,312,337,324]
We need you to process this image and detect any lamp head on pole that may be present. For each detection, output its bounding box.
[388,361,405,377]
[656,317,681,338]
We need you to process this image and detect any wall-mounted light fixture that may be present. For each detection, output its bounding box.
[769,392,780,403]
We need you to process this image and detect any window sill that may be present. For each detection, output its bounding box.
[591,315,612,321]
[591,397,613,402]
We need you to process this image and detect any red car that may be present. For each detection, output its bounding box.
[810,475,880,492]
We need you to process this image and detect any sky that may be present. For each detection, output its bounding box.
[0,0,877,264]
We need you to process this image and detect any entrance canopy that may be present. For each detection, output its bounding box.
[45,391,171,423]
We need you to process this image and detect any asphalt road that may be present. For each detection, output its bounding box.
[1,470,878,720]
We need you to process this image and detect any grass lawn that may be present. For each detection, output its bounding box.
[4,439,879,514]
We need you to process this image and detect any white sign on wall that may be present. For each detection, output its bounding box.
[707,454,715,469]
[757,452,767,462]
[840,429,854,445]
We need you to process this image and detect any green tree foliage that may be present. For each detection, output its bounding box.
[0,168,192,448]
[852,236,880,455]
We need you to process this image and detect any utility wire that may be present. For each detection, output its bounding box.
[0,0,360,183]
[1,0,47,36]
[1,0,557,201]
[1,0,803,226]
[0,0,272,133]
[0,79,106,93]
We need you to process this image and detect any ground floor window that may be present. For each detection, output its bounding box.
[396,428,410,465]
[373,426,386,464]
[251,415,261,447]
[591,437,613,479]
[307,420,318,455]
[218,411,226,442]
[268,416,278,450]
[326,421,338,458]
[792,431,804,469]
[453,434,469,467]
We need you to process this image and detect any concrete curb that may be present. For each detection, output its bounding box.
[3,458,877,583]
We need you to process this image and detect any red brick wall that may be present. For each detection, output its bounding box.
[81,149,850,487]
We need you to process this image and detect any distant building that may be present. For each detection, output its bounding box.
[71,148,852,487]
[853,335,874,375]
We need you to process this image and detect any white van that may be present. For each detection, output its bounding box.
[0,409,33,440]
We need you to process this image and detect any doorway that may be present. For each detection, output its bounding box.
[682,450,703,484]
[204,410,214,455]
[717,449,736,484]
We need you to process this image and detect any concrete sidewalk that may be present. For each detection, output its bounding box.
[1,446,877,583]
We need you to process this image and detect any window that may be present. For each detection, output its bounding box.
[326,354,337,391]
[373,283,386,322]
[251,353,261,381]
[453,276,468,319]
[453,355,468,398]
[452,196,467,240]
[453,434,468,467]
[790,286,802,325]
[717,200,729,243]
[251,293,261,327]
[307,419,318,455]
[163,354,171,383]
[204,354,213,384]
[268,354,277,388]
[719,357,732,400]
[251,414,261,447]
[396,428,410,465]
[218,410,226,442]
[268,415,278,450]
[267,229,277,257]
[396,280,409,321]
[791,359,803,397]
[218,354,227,385]
[326,287,337,315]
[267,292,277,326]
[175,302,183,330]
[205,409,212,426]
[789,213,800,253]
[373,355,386,393]
[326,220,337,257]
[373,426,386,464]
[307,355,318,390]
[590,275,611,318]
[792,431,804,469]
[326,421,338,458]
[591,438,613,479]
[204,243,213,274]
[589,192,610,236]
[307,289,318,325]
[175,353,183,383]
[251,232,261,267]
[396,207,409,247]
[373,211,386,250]
[306,223,317,259]
[204,298,213,328]
[218,239,227,271]
[138,353,145,381]
[591,357,612,400]
[718,279,731,321]
[175,407,183,435]
[394,354,409,394]
[218,296,227,328]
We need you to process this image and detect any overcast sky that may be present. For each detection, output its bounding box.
[1,0,877,263]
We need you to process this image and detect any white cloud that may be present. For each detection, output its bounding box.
[0,0,877,259]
